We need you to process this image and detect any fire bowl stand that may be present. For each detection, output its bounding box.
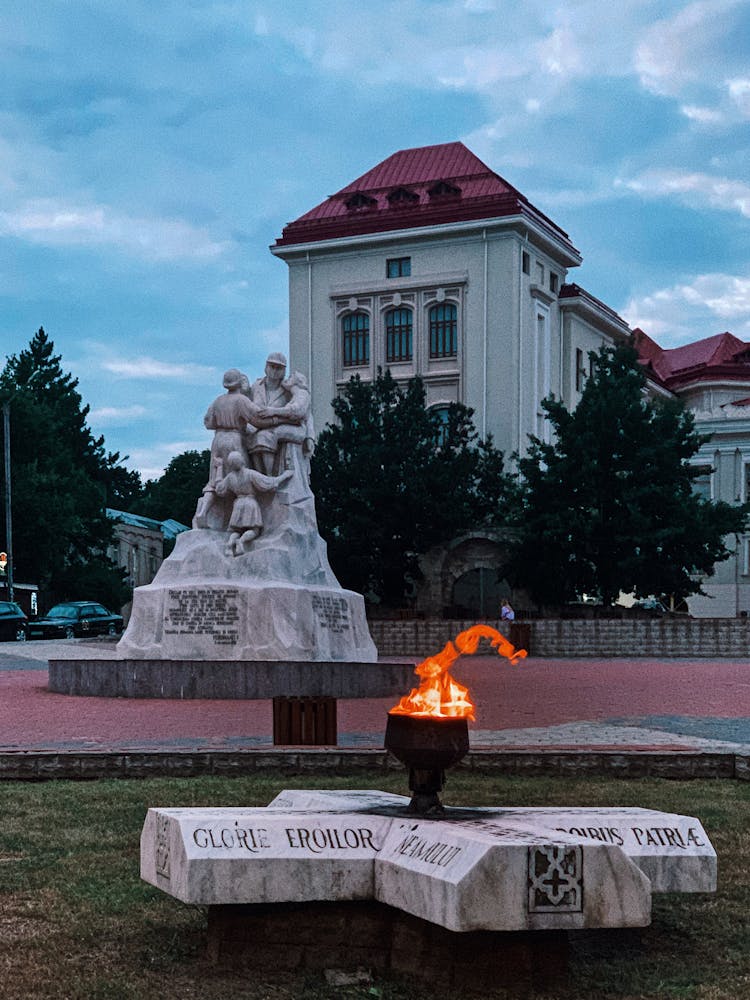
[272,696,337,745]
[384,713,470,816]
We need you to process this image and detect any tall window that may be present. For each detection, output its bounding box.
[576,348,586,392]
[342,312,369,367]
[693,465,713,500]
[429,303,457,358]
[535,308,551,440]
[431,405,451,446]
[385,308,413,363]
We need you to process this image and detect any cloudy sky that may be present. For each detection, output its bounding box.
[1,1,749,479]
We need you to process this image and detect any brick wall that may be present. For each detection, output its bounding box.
[369,618,750,658]
[369,620,483,657]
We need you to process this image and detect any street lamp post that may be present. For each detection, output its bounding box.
[2,401,13,602]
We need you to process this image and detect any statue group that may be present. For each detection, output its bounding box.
[115,349,378,662]
[194,352,314,554]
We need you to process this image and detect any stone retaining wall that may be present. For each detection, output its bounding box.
[369,618,750,658]
[0,748,746,780]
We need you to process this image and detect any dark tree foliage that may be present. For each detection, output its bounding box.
[105,462,143,510]
[508,343,748,608]
[132,449,210,527]
[311,370,514,607]
[0,328,134,605]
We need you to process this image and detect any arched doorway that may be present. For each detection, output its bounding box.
[451,567,509,618]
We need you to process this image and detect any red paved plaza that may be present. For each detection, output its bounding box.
[1,654,749,751]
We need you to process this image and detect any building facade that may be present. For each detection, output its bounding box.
[107,509,188,590]
[272,143,631,459]
[272,142,748,618]
[634,330,750,617]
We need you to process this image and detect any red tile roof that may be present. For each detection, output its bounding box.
[633,328,750,389]
[559,282,629,328]
[275,141,576,249]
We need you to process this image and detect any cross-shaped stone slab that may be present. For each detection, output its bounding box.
[141,788,715,933]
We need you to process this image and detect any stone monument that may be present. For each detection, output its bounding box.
[116,352,377,663]
[48,352,411,724]
[141,788,716,987]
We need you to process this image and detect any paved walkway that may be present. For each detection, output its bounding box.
[1,639,749,754]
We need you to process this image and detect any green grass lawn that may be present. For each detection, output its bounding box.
[0,772,748,999]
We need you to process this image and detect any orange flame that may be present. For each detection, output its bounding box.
[389,624,528,721]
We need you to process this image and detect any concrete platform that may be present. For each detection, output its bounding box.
[47,655,415,699]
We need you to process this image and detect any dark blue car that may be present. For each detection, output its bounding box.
[28,602,124,640]
[0,601,27,641]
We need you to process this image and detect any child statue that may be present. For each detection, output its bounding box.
[214,451,293,556]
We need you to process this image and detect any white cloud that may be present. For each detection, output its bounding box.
[89,405,148,423]
[0,199,231,260]
[101,357,218,382]
[622,272,750,346]
[535,25,582,78]
[727,77,750,116]
[618,169,750,218]
[680,104,725,125]
[634,0,742,97]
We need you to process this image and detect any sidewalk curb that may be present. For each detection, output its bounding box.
[0,748,747,781]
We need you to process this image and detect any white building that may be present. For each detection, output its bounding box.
[272,142,631,458]
[635,329,750,618]
[272,142,748,618]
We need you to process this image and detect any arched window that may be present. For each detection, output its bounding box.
[431,404,451,446]
[429,303,457,358]
[385,308,413,363]
[342,312,369,367]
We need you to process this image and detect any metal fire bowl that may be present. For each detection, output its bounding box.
[384,713,470,772]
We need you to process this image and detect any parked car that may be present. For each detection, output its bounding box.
[0,601,28,641]
[634,597,668,614]
[27,602,124,640]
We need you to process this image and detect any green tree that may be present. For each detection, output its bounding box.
[105,461,143,511]
[132,449,210,527]
[508,343,747,608]
[0,328,134,604]
[311,370,514,607]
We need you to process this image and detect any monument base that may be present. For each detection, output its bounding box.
[47,657,414,700]
[116,579,377,662]
[206,900,569,992]
[115,527,378,662]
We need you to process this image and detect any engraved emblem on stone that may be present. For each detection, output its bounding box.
[527,845,583,912]
[155,815,171,879]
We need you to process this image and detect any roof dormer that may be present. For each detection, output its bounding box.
[345,191,377,212]
[428,180,461,199]
[386,186,419,207]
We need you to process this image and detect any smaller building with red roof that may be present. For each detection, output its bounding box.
[633,327,750,617]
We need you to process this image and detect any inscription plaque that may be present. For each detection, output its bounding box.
[164,588,240,646]
[311,594,351,634]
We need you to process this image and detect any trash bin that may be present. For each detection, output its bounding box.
[509,622,531,655]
